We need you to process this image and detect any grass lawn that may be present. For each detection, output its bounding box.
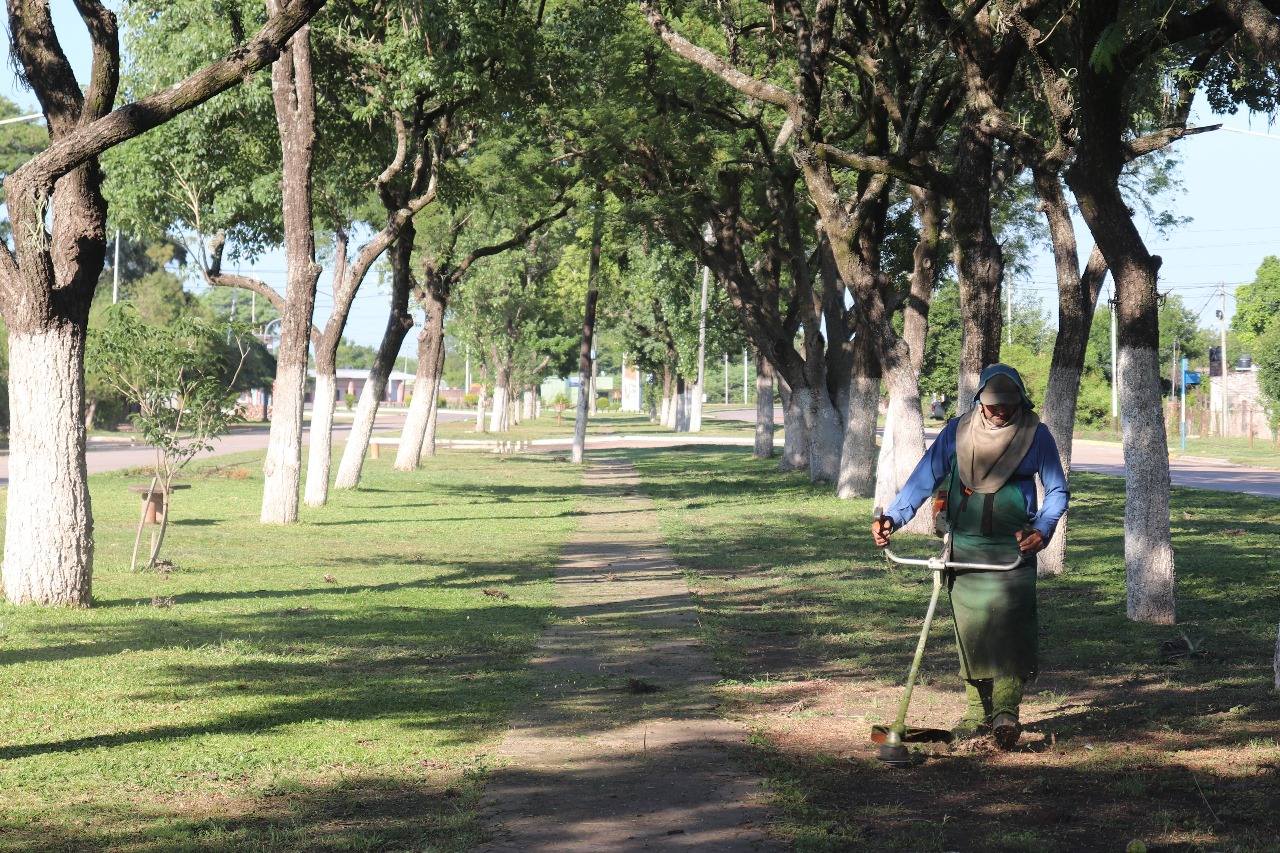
[631,447,1280,852]
[0,450,583,851]
[426,410,760,443]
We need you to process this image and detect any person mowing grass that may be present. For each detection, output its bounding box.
[871,364,1069,749]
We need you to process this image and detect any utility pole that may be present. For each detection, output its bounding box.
[742,348,748,404]
[1006,279,1013,345]
[1109,284,1119,426]
[111,229,121,304]
[722,352,728,404]
[1170,338,1179,440]
[690,226,712,432]
[1220,282,1230,438]
[1179,353,1188,451]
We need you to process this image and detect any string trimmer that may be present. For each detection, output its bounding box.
[869,506,1022,767]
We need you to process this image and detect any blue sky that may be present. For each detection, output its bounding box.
[4,2,1278,354]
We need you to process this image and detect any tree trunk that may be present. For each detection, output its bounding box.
[690,264,710,432]
[475,384,488,432]
[260,26,320,525]
[904,187,941,377]
[489,359,511,433]
[803,386,843,484]
[779,380,808,472]
[572,202,604,464]
[2,326,93,605]
[876,354,930,534]
[395,287,446,470]
[1116,340,1176,623]
[423,346,445,457]
[523,389,536,420]
[303,366,336,507]
[1036,164,1109,576]
[332,291,414,487]
[1070,163,1176,624]
[838,335,878,498]
[588,354,599,415]
[951,124,1004,413]
[674,375,688,432]
[754,352,775,459]
[660,363,675,428]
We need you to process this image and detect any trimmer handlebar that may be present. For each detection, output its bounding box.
[881,542,1024,572]
[873,505,1025,572]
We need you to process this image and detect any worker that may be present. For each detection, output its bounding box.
[872,364,1069,749]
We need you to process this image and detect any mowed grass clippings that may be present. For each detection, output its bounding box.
[0,450,582,851]
[630,447,1280,853]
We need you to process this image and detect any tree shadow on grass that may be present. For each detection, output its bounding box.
[620,446,1280,849]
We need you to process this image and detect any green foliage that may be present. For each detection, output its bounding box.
[1256,322,1280,434]
[86,305,248,476]
[199,285,279,327]
[1233,257,1280,355]
[918,281,961,406]
[0,96,46,244]
[336,338,378,370]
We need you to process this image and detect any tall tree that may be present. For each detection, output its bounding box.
[0,0,325,605]
[1040,0,1260,622]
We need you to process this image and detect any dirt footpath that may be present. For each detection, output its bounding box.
[478,455,779,852]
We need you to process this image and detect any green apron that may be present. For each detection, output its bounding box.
[944,460,1038,681]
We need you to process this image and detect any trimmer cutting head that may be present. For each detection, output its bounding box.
[871,725,951,767]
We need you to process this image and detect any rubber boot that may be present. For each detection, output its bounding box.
[991,676,1023,750]
[951,679,992,740]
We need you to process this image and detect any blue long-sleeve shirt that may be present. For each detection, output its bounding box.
[885,418,1070,539]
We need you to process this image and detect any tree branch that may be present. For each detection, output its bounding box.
[8,0,327,197]
[813,142,951,193]
[639,0,797,110]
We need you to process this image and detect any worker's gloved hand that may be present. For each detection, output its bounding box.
[1015,529,1046,554]
[872,516,895,548]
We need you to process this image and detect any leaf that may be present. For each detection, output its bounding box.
[1089,24,1126,75]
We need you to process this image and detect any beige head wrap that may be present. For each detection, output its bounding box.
[956,373,1040,493]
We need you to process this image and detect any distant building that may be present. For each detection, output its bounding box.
[307,368,419,406]
[1209,363,1272,437]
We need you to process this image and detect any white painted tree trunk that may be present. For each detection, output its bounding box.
[261,356,307,524]
[1119,345,1176,624]
[754,355,774,459]
[523,390,535,420]
[803,387,844,484]
[395,382,435,470]
[674,383,688,431]
[1038,363,1082,576]
[475,386,487,432]
[303,371,337,508]
[837,371,878,498]
[423,388,441,457]
[2,328,93,605]
[661,393,675,428]
[334,373,383,490]
[689,382,704,432]
[875,362,930,534]
[489,384,509,433]
[780,384,809,472]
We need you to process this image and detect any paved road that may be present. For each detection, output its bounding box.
[0,409,469,487]
[707,407,1280,499]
